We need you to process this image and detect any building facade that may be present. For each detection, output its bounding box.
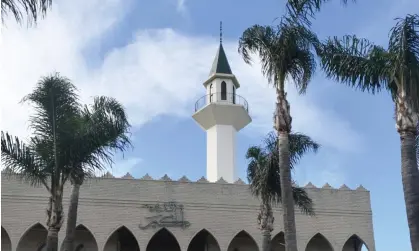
[1,34,375,251]
[1,173,375,251]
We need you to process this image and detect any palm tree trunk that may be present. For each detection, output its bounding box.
[258,201,274,251]
[278,133,298,251]
[396,95,419,251]
[262,229,272,251]
[46,90,63,251]
[259,201,274,251]
[62,182,81,251]
[46,227,59,251]
[400,130,419,251]
[275,83,297,251]
[46,192,64,251]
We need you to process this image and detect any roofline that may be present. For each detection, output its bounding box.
[203,73,240,89]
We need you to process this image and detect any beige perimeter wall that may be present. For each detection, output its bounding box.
[1,174,375,251]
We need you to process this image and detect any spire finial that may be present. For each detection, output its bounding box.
[220,21,223,44]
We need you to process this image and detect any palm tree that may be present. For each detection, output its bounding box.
[238,19,318,251]
[62,97,131,251]
[1,73,132,251]
[1,74,81,251]
[246,132,319,251]
[318,14,419,250]
[2,0,52,25]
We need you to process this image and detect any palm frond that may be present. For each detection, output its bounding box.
[388,14,419,111]
[279,18,319,93]
[292,186,314,215]
[88,96,132,152]
[239,20,318,93]
[285,0,355,27]
[1,0,52,25]
[289,47,317,93]
[246,146,269,198]
[22,73,81,141]
[263,131,320,169]
[289,132,320,168]
[67,96,132,183]
[238,24,281,84]
[319,35,394,94]
[21,73,82,192]
[1,131,50,191]
[320,14,419,111]
[246,132,319,215]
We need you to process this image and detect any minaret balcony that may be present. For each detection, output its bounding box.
[192,92,252,131]
[194,92,249,113]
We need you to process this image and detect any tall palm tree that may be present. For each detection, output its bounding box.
[2,0,52,25]
[318,14,419,250]
[238,19,318,251]
[247,132,319,251]
[1,74,81,251]
[62,97,131,251]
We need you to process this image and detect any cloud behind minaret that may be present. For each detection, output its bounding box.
[1,0,362,180]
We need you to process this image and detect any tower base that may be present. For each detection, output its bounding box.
[206,124,237,183]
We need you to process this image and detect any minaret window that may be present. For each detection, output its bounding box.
[209,83,214,102]
[221,81,227,100]
[233,86,236,104]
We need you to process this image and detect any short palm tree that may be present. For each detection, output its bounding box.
[62,96,131,251]
[1,73,132,251]
[2,0,52,25]
[318,14,419,250]
[239,19,318,251]
[247,132,319,251]
[1,74,81,251]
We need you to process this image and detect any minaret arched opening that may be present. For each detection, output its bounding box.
[221,81,227,100]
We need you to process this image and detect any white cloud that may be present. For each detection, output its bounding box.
[176,0,187,14]
[0,0,362,179]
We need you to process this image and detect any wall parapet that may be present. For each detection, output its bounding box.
[1,172,373,214]
[0,171,370,191]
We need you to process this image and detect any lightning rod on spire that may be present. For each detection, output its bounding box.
[220,21,223,44]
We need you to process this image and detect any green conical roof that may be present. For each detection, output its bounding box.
[209,43,232,76]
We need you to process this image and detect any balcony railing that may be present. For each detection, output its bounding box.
[194,92,249,112]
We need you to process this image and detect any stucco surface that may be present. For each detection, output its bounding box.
[1,174,375,251]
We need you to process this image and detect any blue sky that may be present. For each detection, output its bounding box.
[1,0,418,250]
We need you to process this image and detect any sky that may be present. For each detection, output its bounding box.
[0,0,418,250]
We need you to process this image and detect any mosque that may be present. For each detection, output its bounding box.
[1,37,376,251]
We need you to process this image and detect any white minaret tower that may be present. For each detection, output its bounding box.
[192,22,252,183]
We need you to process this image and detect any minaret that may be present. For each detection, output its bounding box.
[192,22,252,183]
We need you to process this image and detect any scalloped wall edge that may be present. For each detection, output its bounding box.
[0,171,369,191]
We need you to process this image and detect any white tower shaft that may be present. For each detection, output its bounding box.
[207,125,237,182]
